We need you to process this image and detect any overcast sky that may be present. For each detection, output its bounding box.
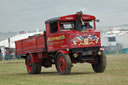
[0,0,128,32]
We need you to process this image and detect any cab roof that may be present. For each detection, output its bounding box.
[45,12,96,23]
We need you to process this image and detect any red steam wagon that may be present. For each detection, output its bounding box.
[15,12,106,74]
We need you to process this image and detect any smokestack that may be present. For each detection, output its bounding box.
[75,11,83,31]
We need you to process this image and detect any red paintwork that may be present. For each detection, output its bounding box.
[15,12,101,63]
[47,30,101,52]
[27,58,32,72]
[58,56,66,72]
[15,35,45,55]
[56,50,70,55]
[29,53,40,63]
[60,14,95,21]
[70,31,101,48]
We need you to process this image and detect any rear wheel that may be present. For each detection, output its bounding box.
[92,52,106,73]
[55,53,72,74]
[26,55,41,74]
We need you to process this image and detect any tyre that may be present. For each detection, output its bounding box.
[92,52,107,73]
[55,53,72,74]
[26,55,41,74]
[36,63,42,74]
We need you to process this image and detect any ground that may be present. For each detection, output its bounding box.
[0,54,128,85]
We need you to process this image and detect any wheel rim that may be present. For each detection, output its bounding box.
[27,58,32,72]
[58,56,66,72]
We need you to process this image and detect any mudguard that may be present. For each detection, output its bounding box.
[55,50,70,57]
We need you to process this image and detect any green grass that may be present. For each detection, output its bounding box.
[0,54,128,85]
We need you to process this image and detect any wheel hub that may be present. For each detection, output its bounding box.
[58,56,66,72]
[27,59,32,72]
[29,63,32,67]
[60,61,63,67]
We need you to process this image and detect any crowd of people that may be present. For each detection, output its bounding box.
[0,48,17,61]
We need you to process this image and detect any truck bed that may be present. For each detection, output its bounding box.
[15,34,45,55]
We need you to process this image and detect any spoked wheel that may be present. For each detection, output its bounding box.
[56,53,72,75]
[92,52,107,73]
[26,55,41,74]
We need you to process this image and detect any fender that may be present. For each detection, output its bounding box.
[55,50,70,57]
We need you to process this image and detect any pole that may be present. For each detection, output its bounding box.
[8,38,10,48]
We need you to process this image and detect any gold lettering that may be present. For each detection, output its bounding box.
[48,35,65,41]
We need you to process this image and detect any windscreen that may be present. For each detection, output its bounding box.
[82,20,94,29]
[60,20,94,31]
[60,21,75,30]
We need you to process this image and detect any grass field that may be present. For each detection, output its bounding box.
[0,54,128,85]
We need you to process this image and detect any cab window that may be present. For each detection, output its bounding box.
[50,22,58,33]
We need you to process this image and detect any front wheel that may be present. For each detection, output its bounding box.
[26,55,41,74]
[92,52,107,73]
[55,53,72,75]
